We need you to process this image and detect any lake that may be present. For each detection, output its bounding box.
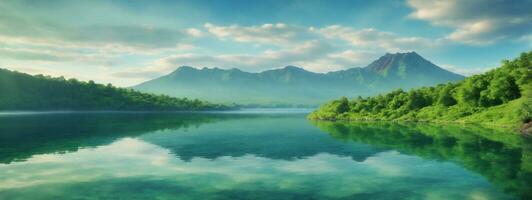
[0,111,530,200]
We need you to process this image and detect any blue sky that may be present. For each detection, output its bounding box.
[0,0,530,86]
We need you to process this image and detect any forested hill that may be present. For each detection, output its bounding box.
[0,69,229,111]
[309,51,532,132]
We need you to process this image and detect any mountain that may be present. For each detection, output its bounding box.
[0,69,228,111]
[363,52,464,88]
[309,51,531,132]
[133,52,464,106]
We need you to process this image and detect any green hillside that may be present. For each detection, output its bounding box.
[0,69,229,111]
[309,51,531,132]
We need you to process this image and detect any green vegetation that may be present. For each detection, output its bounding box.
[0,68,230,111]
[309,51,531,131]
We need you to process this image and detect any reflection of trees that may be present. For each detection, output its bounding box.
[0,113,226,164]
[314,121,532,199]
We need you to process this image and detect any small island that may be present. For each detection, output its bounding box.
[309,51,531,134]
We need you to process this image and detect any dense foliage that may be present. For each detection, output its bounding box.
[0,69,230,111]
[309,51,531,129]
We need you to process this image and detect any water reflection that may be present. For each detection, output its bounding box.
[0,113,222,163]
[314,121,532,199]
[0,113,529,199]
[0,138,513,200]
[141,115,383,162]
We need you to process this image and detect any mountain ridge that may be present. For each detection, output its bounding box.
[134,52,465,106]
[163,52,460,76]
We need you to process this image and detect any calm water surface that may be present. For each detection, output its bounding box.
[0,111,530,200]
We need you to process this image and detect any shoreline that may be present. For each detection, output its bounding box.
[307,116,529,135]
[0,108,314,116]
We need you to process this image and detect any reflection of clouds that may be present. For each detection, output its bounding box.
[276,153,348,174]
[0,138,509,199]
[362,151,405,176]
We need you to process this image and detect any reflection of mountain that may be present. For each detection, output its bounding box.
[140,115,384,162]
[0,113,383,164]
[0,113,222,164]
[313,121,532,199]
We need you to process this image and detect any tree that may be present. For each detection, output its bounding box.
[488,76,520,104]
[0,69,230,111]
[405,91,428,110]
[336,97,349,114]
[437,84,456,106]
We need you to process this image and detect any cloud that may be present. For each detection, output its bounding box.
[111,40,370,80]
[440,64,493,76]
[186,28,204,37]
[0,45,122,66]
[158,40,333,71]
[407,0,532,44]
[0,48,66,62]
[111,70,165,79]
[314,25,435,51]
[150,40,377,74]
[328,50,378,67]
[204,23,308,45]
[74,25,190,49]
[0,7,200,55]
[204,23,438,51]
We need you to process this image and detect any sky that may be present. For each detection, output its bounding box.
[0,0,530,87]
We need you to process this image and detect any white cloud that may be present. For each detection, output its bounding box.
[156,40,331,72]
[314,25,435,51]
[0,44,122,64]
[153,40,375,73]
[186,28,204,37]
[204,23,437,51]
[440,64,493,76]
[328,50,378,67]
[204,23,307,45]
[0,7,202,59]
[407,0,532,44]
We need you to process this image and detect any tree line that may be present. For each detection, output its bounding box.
[0,69,231,111]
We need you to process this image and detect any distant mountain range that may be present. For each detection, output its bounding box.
[133,52,464,106]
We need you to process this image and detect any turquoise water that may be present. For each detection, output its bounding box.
[0,112,530,199]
